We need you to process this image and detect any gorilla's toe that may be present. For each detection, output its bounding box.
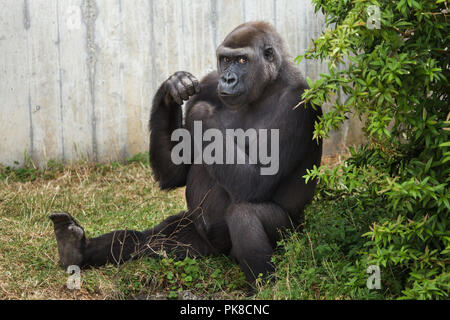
[49,212,85,268]
[49,211,72,222]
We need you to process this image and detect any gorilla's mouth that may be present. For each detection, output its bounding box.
[218,92,246,108]
[218,91,241,97]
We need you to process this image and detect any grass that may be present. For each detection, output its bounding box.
[0,156,246,299]
[0,153,384,300]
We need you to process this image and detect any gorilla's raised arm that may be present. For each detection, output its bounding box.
[149,72,199,190]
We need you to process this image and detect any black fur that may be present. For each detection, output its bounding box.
[50,22,322,288]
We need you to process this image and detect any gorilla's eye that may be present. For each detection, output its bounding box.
[223,57,231,63]
[238,57,248,64]
[264,48,274,60]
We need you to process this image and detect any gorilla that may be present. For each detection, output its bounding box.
[50,21,322,288]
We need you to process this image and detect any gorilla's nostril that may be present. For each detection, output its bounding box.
[224,72,237,85]
[227,78,236,84]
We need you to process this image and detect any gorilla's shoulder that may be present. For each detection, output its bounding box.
[199,71,219,88]
[279,71,322,118]
[285,66,309,90]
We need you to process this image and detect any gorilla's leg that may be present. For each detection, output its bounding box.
[225,203,292,285]
[49,211,212,269]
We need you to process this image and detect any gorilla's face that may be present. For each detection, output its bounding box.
[216,24,282,110]
[216,47,251,109]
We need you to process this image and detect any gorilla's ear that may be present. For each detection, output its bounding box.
[264,47,275,62]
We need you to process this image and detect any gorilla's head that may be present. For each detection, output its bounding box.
[216,21,287,110]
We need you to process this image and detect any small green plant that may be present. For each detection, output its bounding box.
[126,152,150,165]
[0,155,66,182]
[152,256,246,298]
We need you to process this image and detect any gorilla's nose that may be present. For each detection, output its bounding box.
[219,72,238,96]
[221,72,237,86]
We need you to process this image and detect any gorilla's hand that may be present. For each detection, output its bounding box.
[164,71,200,105]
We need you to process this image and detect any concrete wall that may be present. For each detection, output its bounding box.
[0,0,362,167]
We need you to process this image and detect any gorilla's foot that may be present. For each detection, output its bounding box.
[49,212,85,268]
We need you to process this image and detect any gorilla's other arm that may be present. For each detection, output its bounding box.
[149,72,199,190]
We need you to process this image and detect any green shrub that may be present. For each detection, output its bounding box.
[300,0,449,299]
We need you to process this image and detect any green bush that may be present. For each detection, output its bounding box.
[299,0,449,299]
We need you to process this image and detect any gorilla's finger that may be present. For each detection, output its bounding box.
[180,75,196,96]
[176,72,199,95]
[175,71,192,78]
[187,74,200,94]
[167,81,183,105]
[176,81,190,101]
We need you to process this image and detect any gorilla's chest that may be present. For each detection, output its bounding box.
[217,104,274,131]
[214,106,278,158]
